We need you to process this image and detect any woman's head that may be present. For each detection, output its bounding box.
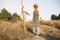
[33,4,38,10]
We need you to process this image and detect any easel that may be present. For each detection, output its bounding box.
[20,0,26,36]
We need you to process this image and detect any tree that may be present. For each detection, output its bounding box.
[12,12,20,21]
[0,8,12,21]
[51,14,58,20]
[58,14,60,19]
[0,8,21,22]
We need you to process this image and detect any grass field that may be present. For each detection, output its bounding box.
[0,20,60,40]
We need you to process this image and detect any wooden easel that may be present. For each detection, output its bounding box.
[21,0,26,36]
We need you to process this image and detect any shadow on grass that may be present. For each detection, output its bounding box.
[27,27,60,40]
[27,27,36,35]
[39,33,60,40]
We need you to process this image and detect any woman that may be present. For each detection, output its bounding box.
[33,4,40,37]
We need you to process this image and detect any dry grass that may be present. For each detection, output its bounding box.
[0,20,34,40]
[0,20,60,40]
[40,20,60,29]
[40,20,60,39]
[40,25,60,38]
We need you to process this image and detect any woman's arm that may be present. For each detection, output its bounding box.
[24,11,30,16]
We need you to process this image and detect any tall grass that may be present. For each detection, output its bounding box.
[0,20,60,40]
[0,20,34,40]
[40,20,60,29]
[40,20,60,39]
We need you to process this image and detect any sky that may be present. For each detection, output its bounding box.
[0,0,60,21]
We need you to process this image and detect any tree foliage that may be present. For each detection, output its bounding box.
[0,8,20,22]
[51,14,60,20]
[12,12,20,21]
[58,14,60,19]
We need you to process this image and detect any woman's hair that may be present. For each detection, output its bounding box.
[33,4,38,8]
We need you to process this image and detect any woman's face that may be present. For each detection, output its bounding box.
[34,7,38,9]
[34,6,38,10]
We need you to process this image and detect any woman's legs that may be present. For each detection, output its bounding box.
[33,27,36,34]
[33,27,40,36]
[36,27,40,35]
